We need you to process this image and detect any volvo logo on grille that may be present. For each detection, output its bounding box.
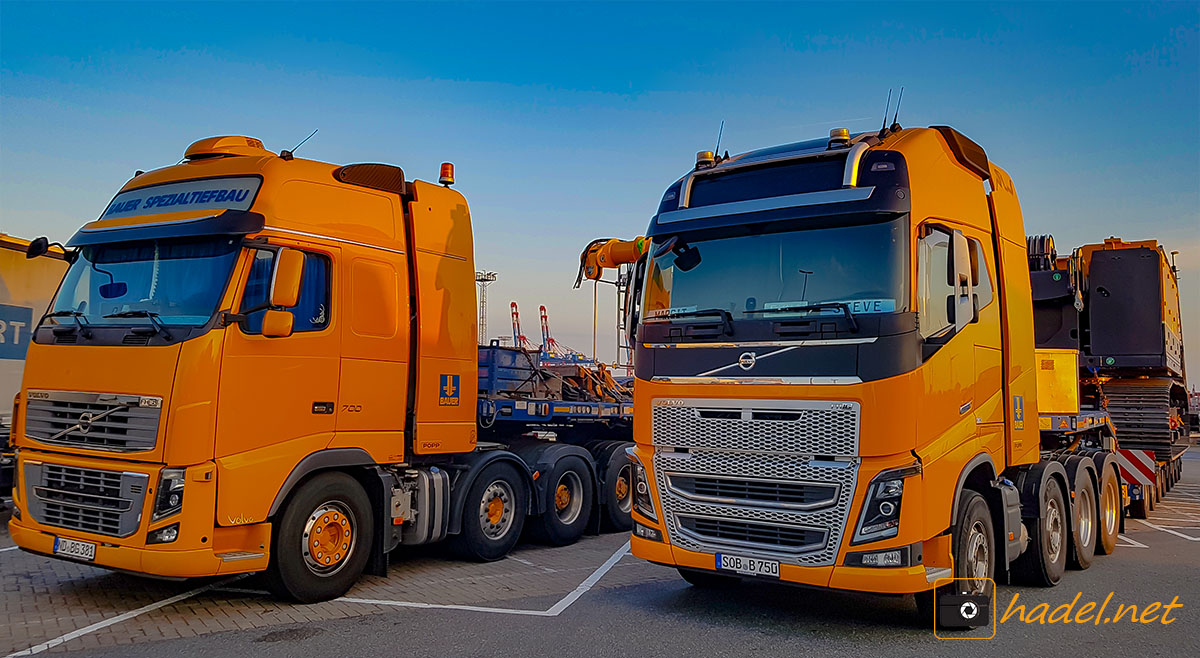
[738,352,757,370]
[77,412,94,434]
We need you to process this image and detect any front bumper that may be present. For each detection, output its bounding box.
[631,532,946,594]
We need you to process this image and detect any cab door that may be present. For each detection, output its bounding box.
[215,242,341,461]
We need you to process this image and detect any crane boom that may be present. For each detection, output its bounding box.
[575,236,648,287]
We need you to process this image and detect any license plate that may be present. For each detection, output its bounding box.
[53,537,96,562]
[716,553,779,578]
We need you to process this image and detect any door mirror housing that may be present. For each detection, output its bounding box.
[26,236,49,259]
[270,248,305,308]
[261,309,294,338]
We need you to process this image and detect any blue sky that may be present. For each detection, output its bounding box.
[1,1,1197,364]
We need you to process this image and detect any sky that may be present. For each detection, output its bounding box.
[1,1,1197,367]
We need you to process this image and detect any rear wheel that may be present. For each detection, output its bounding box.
[529,455,593,546]
[451,461,528,561]
[600,444,633,532]
[1067,471,1097,570]
[1094,466,1120,556]
[677,568,740,588]
[264,471,373,603]
[1128,490,1150,519]
[1012,476,1067,586]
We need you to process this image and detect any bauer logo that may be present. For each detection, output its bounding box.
[439,374,460,406]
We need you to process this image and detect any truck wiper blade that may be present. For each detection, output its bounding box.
[744,302,858,332]
[41,310,92,338]
[103,310,172,340]
[656,308,734,336]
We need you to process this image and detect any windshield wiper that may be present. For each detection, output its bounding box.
[745,302,858,332]
[41,310,92,338]
[655,308,734,336]
[103,310,172,340]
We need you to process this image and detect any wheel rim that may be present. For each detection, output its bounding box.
[963,519,990,594]
[479,479,516,540]
[554,471,584,525]
[1077,485,1095,548]
[1046,497,1063,563]
[302,500,357,577]
[614,464,632,514]
[1102,481,1119,537]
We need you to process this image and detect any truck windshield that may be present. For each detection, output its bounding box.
[643,216,908,323]
[49,236,241,326]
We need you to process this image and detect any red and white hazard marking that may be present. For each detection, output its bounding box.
[1115,448,1157,487]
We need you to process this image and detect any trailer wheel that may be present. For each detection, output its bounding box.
[600,445,633,532]
[1067,472,1097,570]
[263,471,373,603]
[914,489,994,629]
[530,455,594,546]
[677,568,740,589]
[1012,476,1068,587]
[1128,486,1150,519]
[451,461,528,561]
[1094,466,1120,556]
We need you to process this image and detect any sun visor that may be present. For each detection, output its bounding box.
[67,210,266,246]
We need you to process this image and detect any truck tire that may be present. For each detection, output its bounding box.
[451,461,528,561]
[1094,465,1120,556]
[529,455,594,546]
[677,568,740,588]
[1128,488,1150,519]
[1066,468,1097,570]
[600,444,633,532]
[263,471,374,603]
[1011,476,1068,587]
[914,489,994,629]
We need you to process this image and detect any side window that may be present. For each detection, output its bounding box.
[917,228,954,339]
[968,238,994,310]
[240,249,331,334]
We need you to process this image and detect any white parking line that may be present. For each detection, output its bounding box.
[1134,519,1200,541]
[342,540,631,617]
[5,576,245,657]
[0,546,19,553]
[1117,534,1149,548]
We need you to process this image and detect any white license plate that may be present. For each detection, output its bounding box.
[716,553,779,578]
[53,537,96,562]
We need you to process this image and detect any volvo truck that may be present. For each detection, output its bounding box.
[582,125,1186,625]
[8,136,632,602]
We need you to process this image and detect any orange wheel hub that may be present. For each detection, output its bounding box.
[614,476,629,501]
[555,484,571,511]
[487,495,505,524]
[310,510,351,568]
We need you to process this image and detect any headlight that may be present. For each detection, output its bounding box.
[851,462,920,545]
[626,448,657,522]
[152,468,186,521]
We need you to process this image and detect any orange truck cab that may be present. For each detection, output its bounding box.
[610,125,1133,625]
[8,136,631,602]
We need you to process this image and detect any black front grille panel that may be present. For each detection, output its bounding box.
[677,515,828,553]
[41,502,123,536]
[44,464,124,498]
[668,474,838,510]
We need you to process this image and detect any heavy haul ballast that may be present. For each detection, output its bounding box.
[585,124,1189,627]
[8,136,630,602]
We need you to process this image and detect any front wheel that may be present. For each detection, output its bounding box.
[264,471,374,603]
[915,489,995,629]
[450,461,528,561]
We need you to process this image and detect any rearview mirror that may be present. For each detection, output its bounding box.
[674,245,701,272]
[270,248,305,308]
[26,237,49,259]
[98,282,128,299]
[262,309,294,338]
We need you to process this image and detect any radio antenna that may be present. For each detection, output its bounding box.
[714,120,725,157]
[890,87,905,131]
[878,89,892,137]
[280,129,318,161]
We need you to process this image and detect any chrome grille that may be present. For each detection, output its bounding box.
[24,462,148,538]
[651,399,860,567]
[665,472,839,511]
[652,398,858,456]
[25,390,162,452]
[677,514,828,553]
